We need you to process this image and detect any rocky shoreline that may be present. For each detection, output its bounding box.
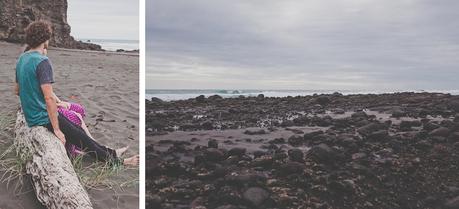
[146,92,459,209]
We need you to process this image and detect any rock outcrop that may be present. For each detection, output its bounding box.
[0,0,102,50]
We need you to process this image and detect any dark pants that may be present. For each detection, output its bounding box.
[45,114,117,162]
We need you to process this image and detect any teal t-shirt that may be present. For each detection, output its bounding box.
[16,51,55,127]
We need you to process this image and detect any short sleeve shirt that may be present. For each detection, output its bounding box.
[16,51,55,127]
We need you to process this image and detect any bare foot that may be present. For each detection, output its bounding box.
[123,155,139,167]
[115,146,129,157]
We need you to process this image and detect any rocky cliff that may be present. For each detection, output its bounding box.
[0,0,102,50]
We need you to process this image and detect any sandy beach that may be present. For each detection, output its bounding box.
[146,93,459,209]
[0,41,139,209]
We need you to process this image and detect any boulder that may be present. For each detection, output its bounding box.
[242,187,270,207]
[357,122,387,137]
[307,143,341,164]
[288,149,304,162]
[208,94,223,100]
[244,129,267,135]
[195,95,206,102]
[203,148,225,162]
[316,96,331,105]
[351,111,367,119]
[208,139,218,148]
[228,147,246,157]
[288,135,303,146]
[429,127,451,137]
[448,101,459,112]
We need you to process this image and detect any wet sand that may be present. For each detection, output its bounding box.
[0,41,139,209]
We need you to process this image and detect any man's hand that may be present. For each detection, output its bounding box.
[57,101,70,109]
[54,129,66,144]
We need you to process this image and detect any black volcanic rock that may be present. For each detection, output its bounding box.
[316,96,331,105]
[288,148,304,162]
[242,187,270,207]
[149,97,163,103]
[351,111,368,119]
[209,94,223,100]
[228,147,246,157]
[307,143,341,164]
[277,162,305,176]
[445,196,459,209]
[448,100,459,112]
[357,122,387,137]
[288,135,303,146]
[208,139,219,148]
[400,120,422,131]
[202,148,225,162]
[146,92,459,209]
[195,95,206,102]
[429,127,451,137]
[201,120,214,130]
[244,129,267,135]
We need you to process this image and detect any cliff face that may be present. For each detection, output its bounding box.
[0,0,102,50]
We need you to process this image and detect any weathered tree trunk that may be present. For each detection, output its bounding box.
[14,110,93,209]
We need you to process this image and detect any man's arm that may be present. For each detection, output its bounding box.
[41,84,66,144]
[14,82,19,96]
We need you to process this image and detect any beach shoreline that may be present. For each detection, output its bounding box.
[146,92,459,208]
[145,89,459,102]
[0,41,139,209]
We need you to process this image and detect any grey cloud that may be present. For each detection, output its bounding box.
[147,0,459,90]
[67,0,139,40]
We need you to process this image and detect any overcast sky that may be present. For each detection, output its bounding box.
[67,0,139,40]
[146,0,459,90]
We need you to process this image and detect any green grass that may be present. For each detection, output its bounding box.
[71,154,138,190]
[0,111,15,139]
[0,111,28,194]
[0,144,28,193]
[0,145,138,193]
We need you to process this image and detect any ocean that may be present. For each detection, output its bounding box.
[146,89,459,101]
[77,38,139,51]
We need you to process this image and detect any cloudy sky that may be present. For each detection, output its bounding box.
[147,0,459,91]
[67,0,139,40]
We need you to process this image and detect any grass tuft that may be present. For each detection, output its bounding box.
[0,144,28,193]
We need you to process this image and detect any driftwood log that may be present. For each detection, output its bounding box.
[14,110,93,209]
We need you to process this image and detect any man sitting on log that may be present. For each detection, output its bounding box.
[15,21,139,166]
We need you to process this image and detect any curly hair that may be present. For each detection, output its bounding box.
[25,21,52,48]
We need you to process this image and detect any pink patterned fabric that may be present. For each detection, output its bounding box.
[57,103,86,126]
[58,103,86,157]
[69,103,85,118]
[66,143,79,157]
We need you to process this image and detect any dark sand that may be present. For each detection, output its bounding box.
[0,41,139,209]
